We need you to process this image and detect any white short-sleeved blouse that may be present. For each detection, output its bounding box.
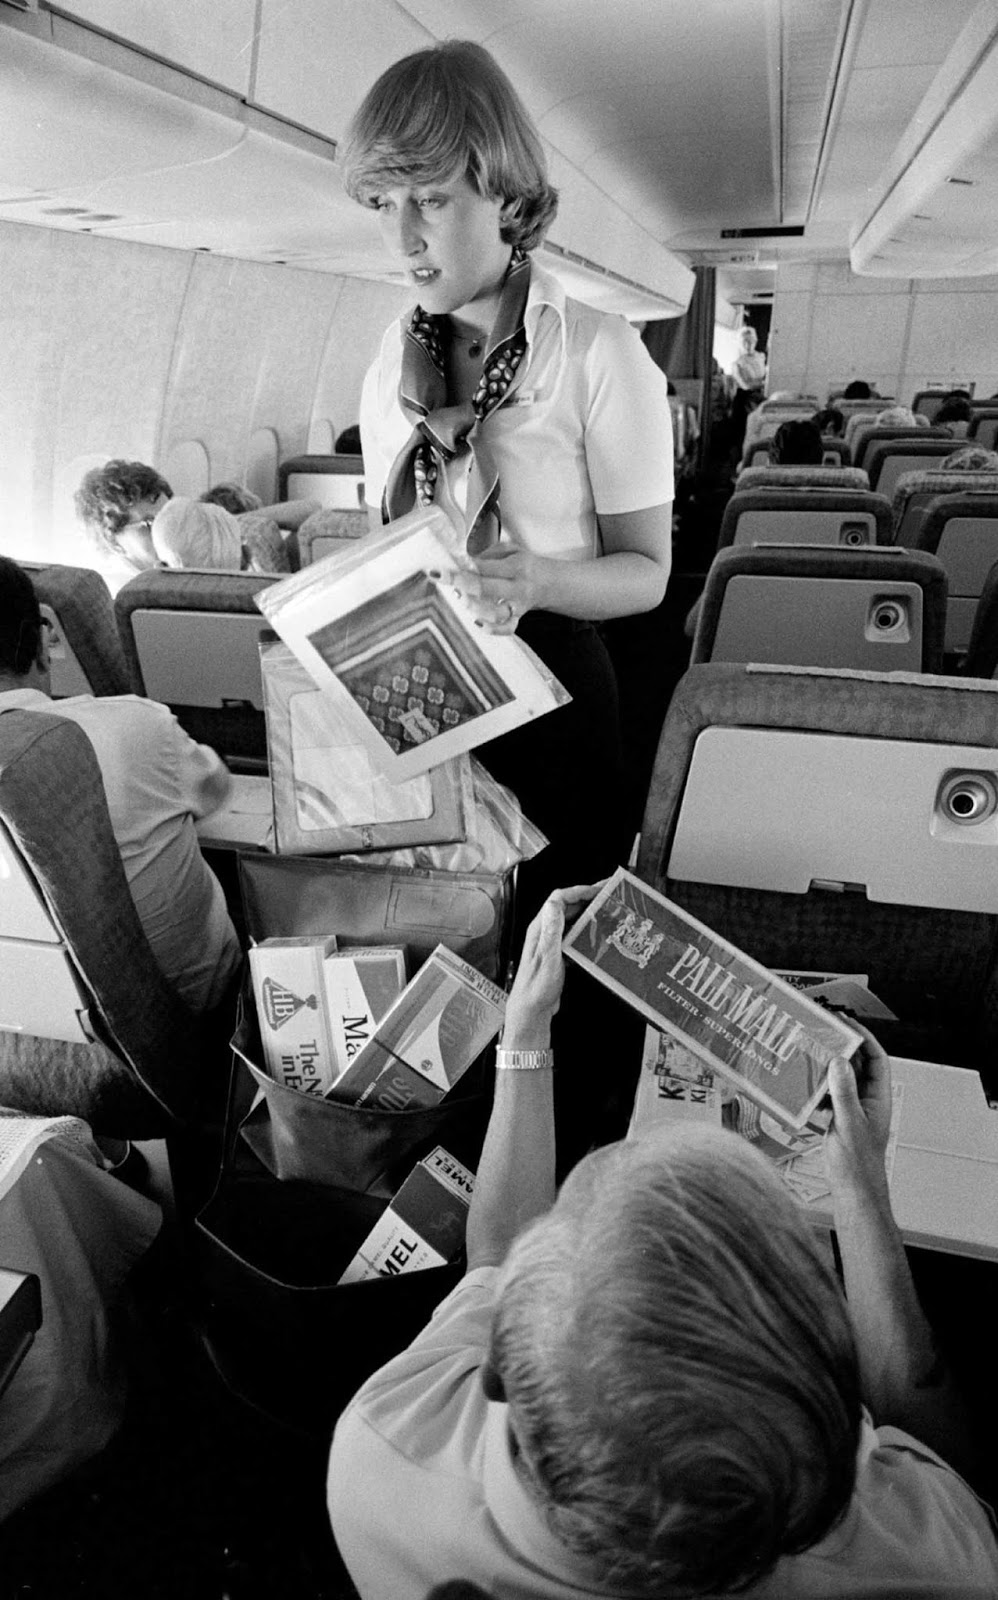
[360,260,675,563]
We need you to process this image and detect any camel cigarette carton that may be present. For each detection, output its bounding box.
[248,935,339,1095]
[563,869,863,1130]
[329,944,506,1110]
[338,1146,475,1284]
[323,947,407,1085]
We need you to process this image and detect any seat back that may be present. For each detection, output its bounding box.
[968,409,998,451]
[743,437,853,468]
[637,663,998,1069]
[737,465,869,492]
[691,544,946,673]
[852,426,949,471]
[19,563,136,697]
[911,493,998,655]
[277,453,366,510]
[0,710,219,1133]
[962,557,998,678]
[911,388,974,422]
[865,438,958,497]
[892,470,998,543]
[115,569,278,769]
[718,488,892,550]
[297,508,369,566]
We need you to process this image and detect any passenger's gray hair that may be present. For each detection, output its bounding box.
[151,497,243,571]
[491,1124,860,1597]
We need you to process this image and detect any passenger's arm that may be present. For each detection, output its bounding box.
[456,503,673,631]
[170,725,233,819]
[465,885,598,1269]
[826,1032,976,1474]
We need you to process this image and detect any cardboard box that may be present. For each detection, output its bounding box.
[563,869,863,1130]
[323,947,407,1085]
[338,1146,475,1284]
[255,504,571,780]
[248,935,339,1095]
[330,944,506,1110]
[261,639,473,856]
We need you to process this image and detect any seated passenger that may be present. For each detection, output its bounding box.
[200,482,264,515]
[0,557,241,1013]
[814,405,845,437]
[843,379,875,399]
[329,888,998,1599]
[152,497,243,571]
[74,460,172,595]
[943,445,998,471]
[770,417,823,465]
[334,423,363,455]
[934,395,973,438]
[873,404,923,428]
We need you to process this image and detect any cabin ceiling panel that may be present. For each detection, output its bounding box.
[252,0,432,145]
[56,0,258,95]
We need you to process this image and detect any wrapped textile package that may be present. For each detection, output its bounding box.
[261,639,473,856]
[255,505,571,779]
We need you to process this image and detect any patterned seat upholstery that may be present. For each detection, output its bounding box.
[718,488,892,550]
[0,710,233,1135]
[21,563,136,697]
[297,508,369,566]
[737,465,869,491]
[891,470,998,541]
[115,569,278,767]
[637,662,998,1074]
[691,543,947,673]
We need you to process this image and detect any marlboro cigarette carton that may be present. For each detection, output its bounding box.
[563,868,863,1130]
[338,1146,475,1284]
[329,944,506,1110]
[248,935,339,1095]
[323,947,407,1084]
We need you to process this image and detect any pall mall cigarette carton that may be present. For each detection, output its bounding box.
[329,944,506,1111]
[323,947,407,1085]
[338,1146,475,1284]
[249,935,340,1095]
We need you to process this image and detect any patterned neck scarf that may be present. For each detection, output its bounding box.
[383,248,530,554]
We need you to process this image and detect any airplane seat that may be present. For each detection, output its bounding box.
[115,569,278,771]
[297,507,369,565]
[967,409,998,451]
[912,390,954,423]
[637,662,998,1075]
[690,544,947,673]
[0,709,234,1141]
[277,453,366,511]
[718,488,892,550]
[908,493,998,658]
[960,556,998,678]
[19,563,136,698]
[865,438,962,499]
[819,436,852,466]
[737,465,869,492]
[852,426,950,472]
[891,469,998,544]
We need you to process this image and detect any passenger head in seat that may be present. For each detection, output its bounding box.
[843,380,873,399]
[201,482,264,515]
[934,395,972,437]
[74,460,172,576]
[340,39,558,253]
[770,418,823,465]
[814,406,845,436]
[942,444,998,472]
[151,497,243,571]
[0,555,46,685]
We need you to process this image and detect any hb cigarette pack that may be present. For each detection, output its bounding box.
[248,935,340,1095]
[338,1146,475,1285]
[330,944,507,1111]
[260,639,473,856]
[563,868,863,1129]
[255,504,571,780]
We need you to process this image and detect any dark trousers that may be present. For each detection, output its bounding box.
[478,612,641,1172]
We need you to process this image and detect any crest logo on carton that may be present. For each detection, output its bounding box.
[262,976,318,1030]
[608,910,664,970]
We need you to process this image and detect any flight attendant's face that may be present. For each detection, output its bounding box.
[372,172,513,331]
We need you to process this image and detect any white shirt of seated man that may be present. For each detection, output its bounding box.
[0,567,240,1013]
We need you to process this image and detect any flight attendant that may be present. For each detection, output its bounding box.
[341,40,675,930]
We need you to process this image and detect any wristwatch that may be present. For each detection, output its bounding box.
[495,1047,554,1072]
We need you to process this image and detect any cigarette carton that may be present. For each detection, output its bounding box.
[248,935,339,1095]
[323,947,407,1084]
[563,868,863,1130]
[329,944,506,1110]
[338,1146,475,1284]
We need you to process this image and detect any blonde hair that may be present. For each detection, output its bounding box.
[151,497,243,570]
[492,1125,860,1597]
[341,41,558,252]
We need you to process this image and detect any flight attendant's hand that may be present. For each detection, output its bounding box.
[449,542,552,633]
